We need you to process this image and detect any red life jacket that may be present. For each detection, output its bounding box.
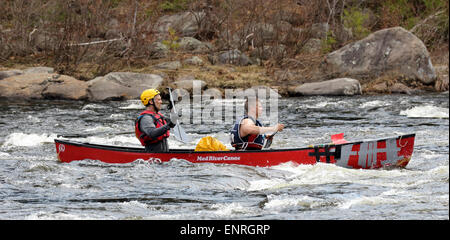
[135,110,170,145]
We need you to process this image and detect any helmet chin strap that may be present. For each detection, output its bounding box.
[147,99,159,112]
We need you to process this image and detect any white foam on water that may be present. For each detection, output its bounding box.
[304,101,328,109]
[359,100,388,108]
[81,103,105,110]
[303,100,349,109]
[26,115,41,123]
[246,162,411,191]
[263,194,323,210]
[119,100,145,110]
[84,126,114,132]
[210,202,254,217]
[0,152,10,158]
[338,195,400,209]
[400,105,449,118]
[119,200,150,218]
[120,200,148,209]
[25,211,107,220]
[425,165,449,182]
[246,178,287,191]
[167,134,199,149]
[415,149,444,160]
[109,113,126,119]
[2,132,57,147]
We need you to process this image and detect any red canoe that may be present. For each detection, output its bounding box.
[54,134,415,169]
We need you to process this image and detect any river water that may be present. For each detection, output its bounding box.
[0,93,448,220]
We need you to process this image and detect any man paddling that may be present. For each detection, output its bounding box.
[135,89,177,152]
[230,97,284,150]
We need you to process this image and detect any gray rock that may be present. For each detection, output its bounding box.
[0,73,88,100]
[87,72,163,101]
[148,42,169,59]
[0,70,23,80]
[24,67,54,74]
[202,88,223,98]
[153,61,182,70]
[42,75,89,100]
[173,79,207,91]
[294,78,362,96]
[178,37,212,53]
[322,27,436,84]
[155,11,205,39]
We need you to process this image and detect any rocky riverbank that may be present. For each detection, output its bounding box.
[1,13,448,101]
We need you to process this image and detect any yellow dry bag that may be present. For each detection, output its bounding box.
[195,136,229,151]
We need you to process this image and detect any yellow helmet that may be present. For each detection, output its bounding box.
[140,89,160,106]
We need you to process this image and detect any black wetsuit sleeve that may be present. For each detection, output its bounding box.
[139,115,170,140]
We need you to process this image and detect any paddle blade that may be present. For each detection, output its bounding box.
[263,131,278,149]
[331,133,349,144]
[264,136,273,149]
[171,121,190,143]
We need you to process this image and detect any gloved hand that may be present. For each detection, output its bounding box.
[168,119,176,128]
[168,111,179,128]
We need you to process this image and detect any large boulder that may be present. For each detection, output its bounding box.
[0,67,54,80]
[294,78,362,96]
[0,69,23,80]
[155,11,205,39]
[87,72,163,101]
[322,27,436,84]
[23,66,54,74]
[42,75,89,100]
[0,73,88,100]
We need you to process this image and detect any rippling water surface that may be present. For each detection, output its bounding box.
[0,93,448,219]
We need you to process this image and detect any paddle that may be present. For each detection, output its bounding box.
[167,87,191,143]
[263,131,278,149]
[331,133,349,144]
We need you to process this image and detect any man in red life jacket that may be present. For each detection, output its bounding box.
[135,89,177,152]
[230,97,284,150]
